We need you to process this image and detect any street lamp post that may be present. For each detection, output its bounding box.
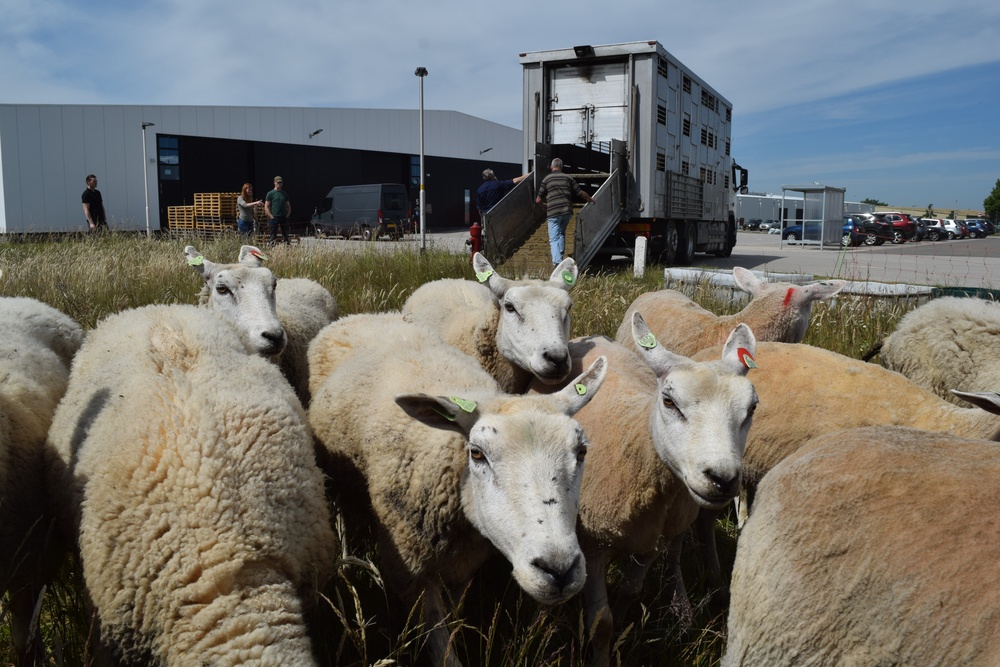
[415,67,428,252]
[141,122,155,238]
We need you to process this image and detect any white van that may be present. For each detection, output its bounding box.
[311,184,409,240]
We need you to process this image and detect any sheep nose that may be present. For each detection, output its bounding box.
[543,349,570,375]
[532,554,581,592]
[261,329,286,355]
[704,468,741,499]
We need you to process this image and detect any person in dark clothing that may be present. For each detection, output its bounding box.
[265,176,292,245]
[477,168,528,221]
[81,174,107,231]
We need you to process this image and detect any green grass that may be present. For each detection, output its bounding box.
[0,232,921,666]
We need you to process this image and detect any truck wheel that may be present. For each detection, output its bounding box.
[677,222,696,265]
[362,227,374,242]
[658,225,679,265]
[715,218,736,257]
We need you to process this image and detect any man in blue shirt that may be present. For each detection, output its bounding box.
[477,168,528,221]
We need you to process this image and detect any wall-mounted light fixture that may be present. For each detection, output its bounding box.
[309,128,324,138]
[480,147,493,155]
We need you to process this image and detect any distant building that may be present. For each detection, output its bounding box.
[0,104,522,234]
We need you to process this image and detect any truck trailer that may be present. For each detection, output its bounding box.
[483,40,748,268]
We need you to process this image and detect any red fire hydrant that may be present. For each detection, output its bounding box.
[468,220,483,261]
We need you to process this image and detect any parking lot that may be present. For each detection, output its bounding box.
[709,231,1000,290]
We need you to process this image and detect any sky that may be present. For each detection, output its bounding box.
[3,0,999,211]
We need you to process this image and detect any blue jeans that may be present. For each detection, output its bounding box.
[547,213,572,265]
[237,219,255,236]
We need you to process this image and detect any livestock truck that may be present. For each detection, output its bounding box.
[483,40,748,268]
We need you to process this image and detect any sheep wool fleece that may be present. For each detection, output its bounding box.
[46,304,335,666]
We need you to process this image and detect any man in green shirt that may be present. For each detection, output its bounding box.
[265,176,292,245]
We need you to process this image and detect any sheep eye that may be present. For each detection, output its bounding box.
[215,284,231,295]
[662,396,675,409]
[503,302,517,313]
[576,444,588,463]
[469,446,486,462]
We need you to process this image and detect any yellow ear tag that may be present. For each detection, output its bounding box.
[250,249,268,261]
[637,332,657,349]
[187,255,204,266]
[476,270,494,283]
[562,270,576,286]
[449,396,478,413]
[574,383,587,396]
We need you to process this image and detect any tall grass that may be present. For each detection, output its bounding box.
[0,232,920,665]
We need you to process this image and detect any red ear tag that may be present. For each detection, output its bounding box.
[737,347,758,369]
[250,249,268,261]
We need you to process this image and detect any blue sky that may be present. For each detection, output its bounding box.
[3,0,999,211]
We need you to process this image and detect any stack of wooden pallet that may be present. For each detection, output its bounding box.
[192,193,239,237]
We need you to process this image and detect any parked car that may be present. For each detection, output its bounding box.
[758,219,780,232]
[873,212,917,243]
[842,215,867,247]
[964,219,989,238]
[920,218,948,241]
[859,217,893,245]
[745,218,763,231]
[941,219,967,240]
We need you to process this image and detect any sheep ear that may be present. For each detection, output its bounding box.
[396,393,480,434]
[951,390,1000,416]
[472,252,513,299]
[549,258,579,291]
[631,311,687,376]
[720,323,758,376]
[732,267,763,296]
[801,279,847,301]
[548,355,607,416]
[184,245,217,281]
[238,245,267,267]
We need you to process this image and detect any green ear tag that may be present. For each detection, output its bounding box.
[637,332,657,349]
[476,270,494,283]
[250,249,268,261]
[574,383,587,396]
[432,407,457,422]
[449,396,478,413]
[562,270,576,286]
[187,255,204,266]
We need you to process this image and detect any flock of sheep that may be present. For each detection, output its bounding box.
[2,248,998,666]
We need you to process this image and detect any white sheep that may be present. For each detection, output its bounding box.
[529,313,758,667]
[615,266,845,357]
[186,245,339,405]
[870,296,1000,406]
[401,251,577,393]
[0,297,84,664]
[723,420,1000,666]
[184,244,287,357]
[45,304,336,665]
[689,341,1000,490]
[307,312,607,667]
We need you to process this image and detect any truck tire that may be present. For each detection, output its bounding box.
[715,218,736,257]
[658,224,679,265]
[677,222,696,265]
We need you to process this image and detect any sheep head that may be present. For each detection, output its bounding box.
[472,252,576,385]
[183,245,286,357]
[395,355,607,604]
[632,312,758,508]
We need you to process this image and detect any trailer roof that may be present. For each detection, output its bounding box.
[518,40,731,108]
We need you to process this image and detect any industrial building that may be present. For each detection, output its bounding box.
[0,104,521,234]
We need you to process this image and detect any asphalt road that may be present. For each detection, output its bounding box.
[702,232,1000,290]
